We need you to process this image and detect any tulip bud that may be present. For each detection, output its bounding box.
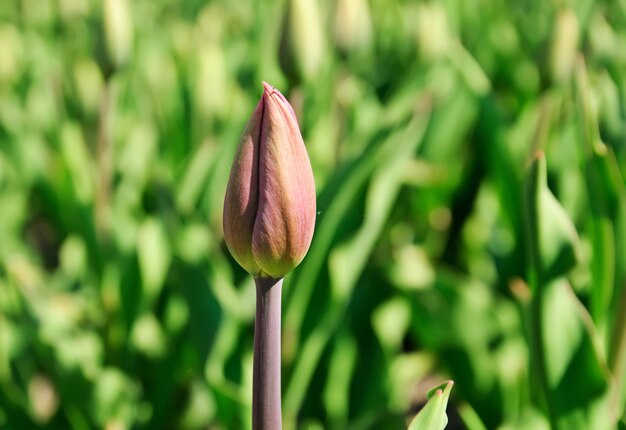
[279,0,325,83]
[223,82,316,279]
[103,0,133,69]
[550,9,579,83]
[335,0,373,54]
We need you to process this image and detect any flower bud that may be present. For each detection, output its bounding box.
[223,83,316,279]
[550,9,579,83]
[279,0,325,83]
[103,0,133,69]
[334,0,373,54]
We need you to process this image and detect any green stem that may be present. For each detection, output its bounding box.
[253,276,283,430]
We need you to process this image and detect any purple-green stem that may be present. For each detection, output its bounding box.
[253,276,283,430]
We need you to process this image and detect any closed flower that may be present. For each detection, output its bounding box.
[223,82,316,279]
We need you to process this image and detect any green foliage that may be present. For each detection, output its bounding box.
[1,0,626,429]
[408,381,453,430]
[523,151,612,430]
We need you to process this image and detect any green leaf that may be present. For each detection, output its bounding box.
[408,381,454,430]
[525,153,612,429]
[284,110,431,420]
[524,152,581,284]
[93,368,141,427]
[137,218,171,306]
[502,407,550,430]
[323,333,358,423]
[60,121,95,204]
[540,280,611,430]
[176,142,215,214]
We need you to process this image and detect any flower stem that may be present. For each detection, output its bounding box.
[253,276,283,430]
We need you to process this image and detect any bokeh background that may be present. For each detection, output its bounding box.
[1,0,626,429]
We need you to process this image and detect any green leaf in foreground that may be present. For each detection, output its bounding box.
[408,381,454,430]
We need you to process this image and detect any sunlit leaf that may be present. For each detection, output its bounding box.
[408,381,454,430]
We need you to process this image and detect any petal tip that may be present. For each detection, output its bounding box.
[262,81,274,95]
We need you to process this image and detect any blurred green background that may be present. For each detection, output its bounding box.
[1,0,626,429]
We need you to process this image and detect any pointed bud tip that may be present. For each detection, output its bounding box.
[261,81,298,124]
[262,81,274,94]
